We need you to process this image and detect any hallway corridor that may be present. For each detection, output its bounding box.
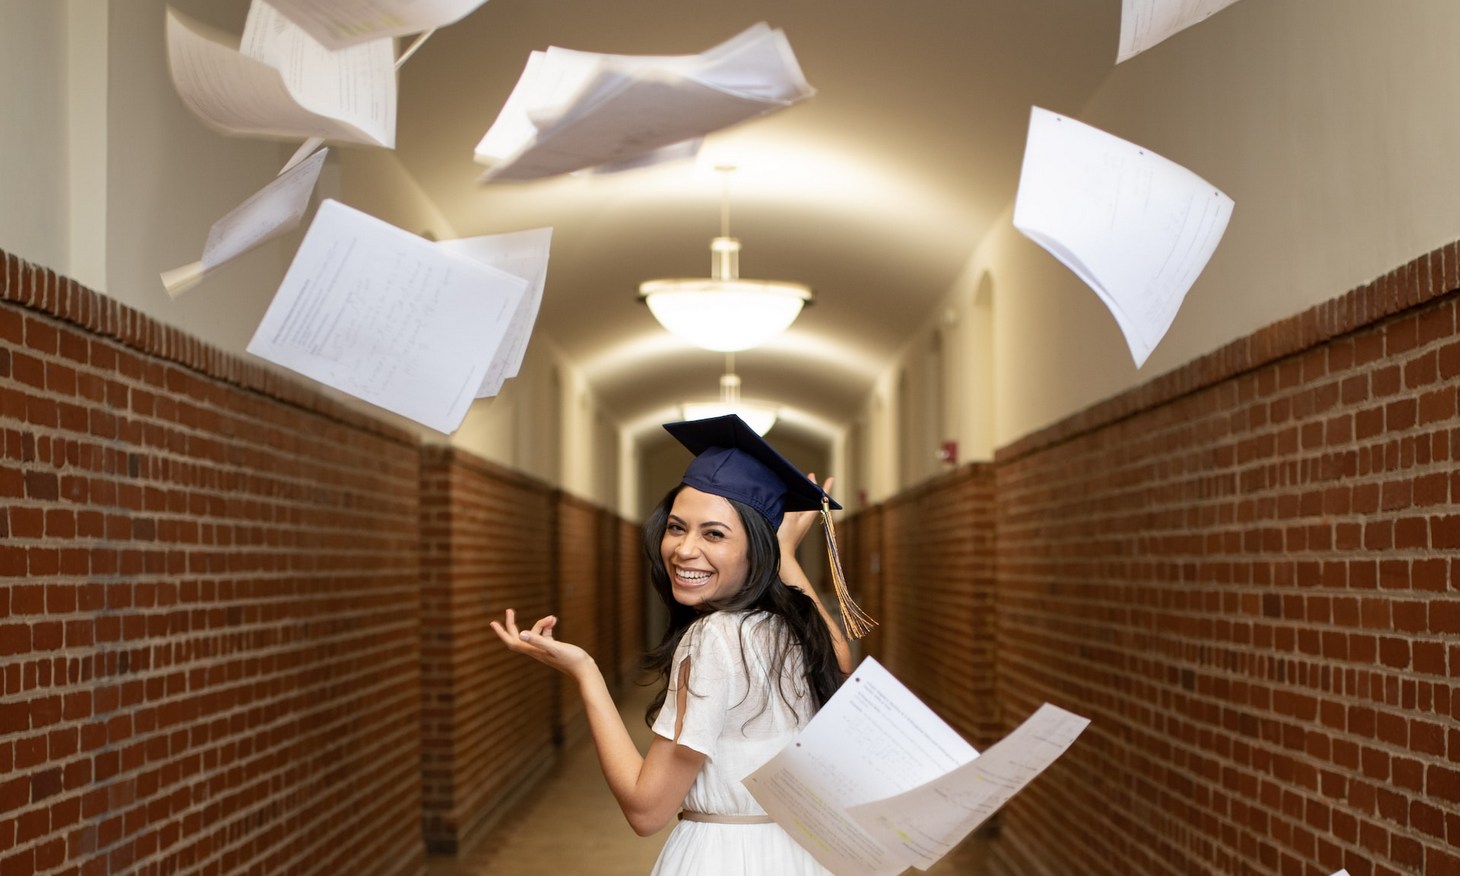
[425,683,669,876]
[426,683,1008,876]
[10,2,1460,874]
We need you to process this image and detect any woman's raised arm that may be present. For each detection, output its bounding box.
[775,475,853,674]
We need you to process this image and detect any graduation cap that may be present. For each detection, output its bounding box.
[665,414,840,529]
[664,414,876,638]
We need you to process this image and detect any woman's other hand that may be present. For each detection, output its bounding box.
[777,473,832,557]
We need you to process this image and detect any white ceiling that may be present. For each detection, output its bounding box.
[393,0,1121,445]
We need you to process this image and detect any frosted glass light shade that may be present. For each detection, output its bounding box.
[680,401,778,435]
[640,279,812,352]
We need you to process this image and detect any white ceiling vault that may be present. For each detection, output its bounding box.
[392,0,1121,445]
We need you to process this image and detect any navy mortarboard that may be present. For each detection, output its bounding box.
[665,413,841,528]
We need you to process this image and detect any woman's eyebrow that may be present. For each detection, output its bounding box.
[668,513,735,532]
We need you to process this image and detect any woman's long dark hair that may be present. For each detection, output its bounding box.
[641,484,844,727]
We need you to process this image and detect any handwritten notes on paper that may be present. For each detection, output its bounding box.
[745,657,976,876]
[161,148,329,298]
[852,703,1091,870]
[247,200,549,433]
[743,657,1088,876]
[436,227,553,398]
[1013,107,1233,368]
[1118,0,1244,63]
[165,2,396,147]
[475,22,815,181]
[261,0,489,50]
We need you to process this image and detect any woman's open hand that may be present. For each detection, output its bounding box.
[491,609,594,678]
[777,473,833,556]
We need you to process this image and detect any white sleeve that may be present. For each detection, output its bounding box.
[650,614,745,757]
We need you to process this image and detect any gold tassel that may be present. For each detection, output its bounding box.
[820,497,876,639]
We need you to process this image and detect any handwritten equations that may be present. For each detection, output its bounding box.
[260,0,489,50]
[1118,0,1244,62]
[166,2,396,147]
[744,657,1088,876]
[475,22,814,181]
[161,147,329,297]
[247,200,549,433]
[436,227,554,398]
[853,703,1090,870]
[1013,107,1233,368]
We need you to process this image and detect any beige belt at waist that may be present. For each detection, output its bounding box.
[678,810,775,825]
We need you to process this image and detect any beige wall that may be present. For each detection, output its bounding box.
[868,0,1460,498]
[105,0,292,349]
[1000,0,1460,445]
[0,1,70,279]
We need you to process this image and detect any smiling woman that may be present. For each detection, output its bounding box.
[491,413,871,875]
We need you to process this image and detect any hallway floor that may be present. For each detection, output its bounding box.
[426,683,1007,876]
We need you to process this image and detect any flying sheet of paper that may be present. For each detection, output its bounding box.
[165,5,394,147]
[435,227,553,398]
[475,22,814,181]
[240,0,396,147]
[743,657,980,876]
[848,703,1090,869]
[275,25,433,175]
[581,139,703,176]
[1117,0,1243,63]
[1329,871,1350,876]
[161,148,329,298]
[247,200,527,433]
[1012,107,1233,368]
[261,0,488,50]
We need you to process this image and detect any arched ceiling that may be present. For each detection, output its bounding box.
[393,0,1120,447]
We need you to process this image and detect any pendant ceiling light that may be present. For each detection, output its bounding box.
[680,354,778,436]
[639,165,812,352]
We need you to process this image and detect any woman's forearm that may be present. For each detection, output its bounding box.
[781,553,853,674]
[572,660,700,836]
[573,661,649,820]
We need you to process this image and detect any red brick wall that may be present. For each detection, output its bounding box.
[419,447,556,852]
[843,504,885,665]
[552,494,607,740]
[615,518,647,686]
[855,466,1001,747]
[847,245,1457,875]
[555,500,650,719]
[593,512,618,686]
[1,251,426,874]
[990,246,1458,875]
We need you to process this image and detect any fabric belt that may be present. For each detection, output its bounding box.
[678,810,775,825]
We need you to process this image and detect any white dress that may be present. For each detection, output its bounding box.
[649,611,832,876]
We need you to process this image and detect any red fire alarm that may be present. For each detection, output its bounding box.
[937,440,958,465]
